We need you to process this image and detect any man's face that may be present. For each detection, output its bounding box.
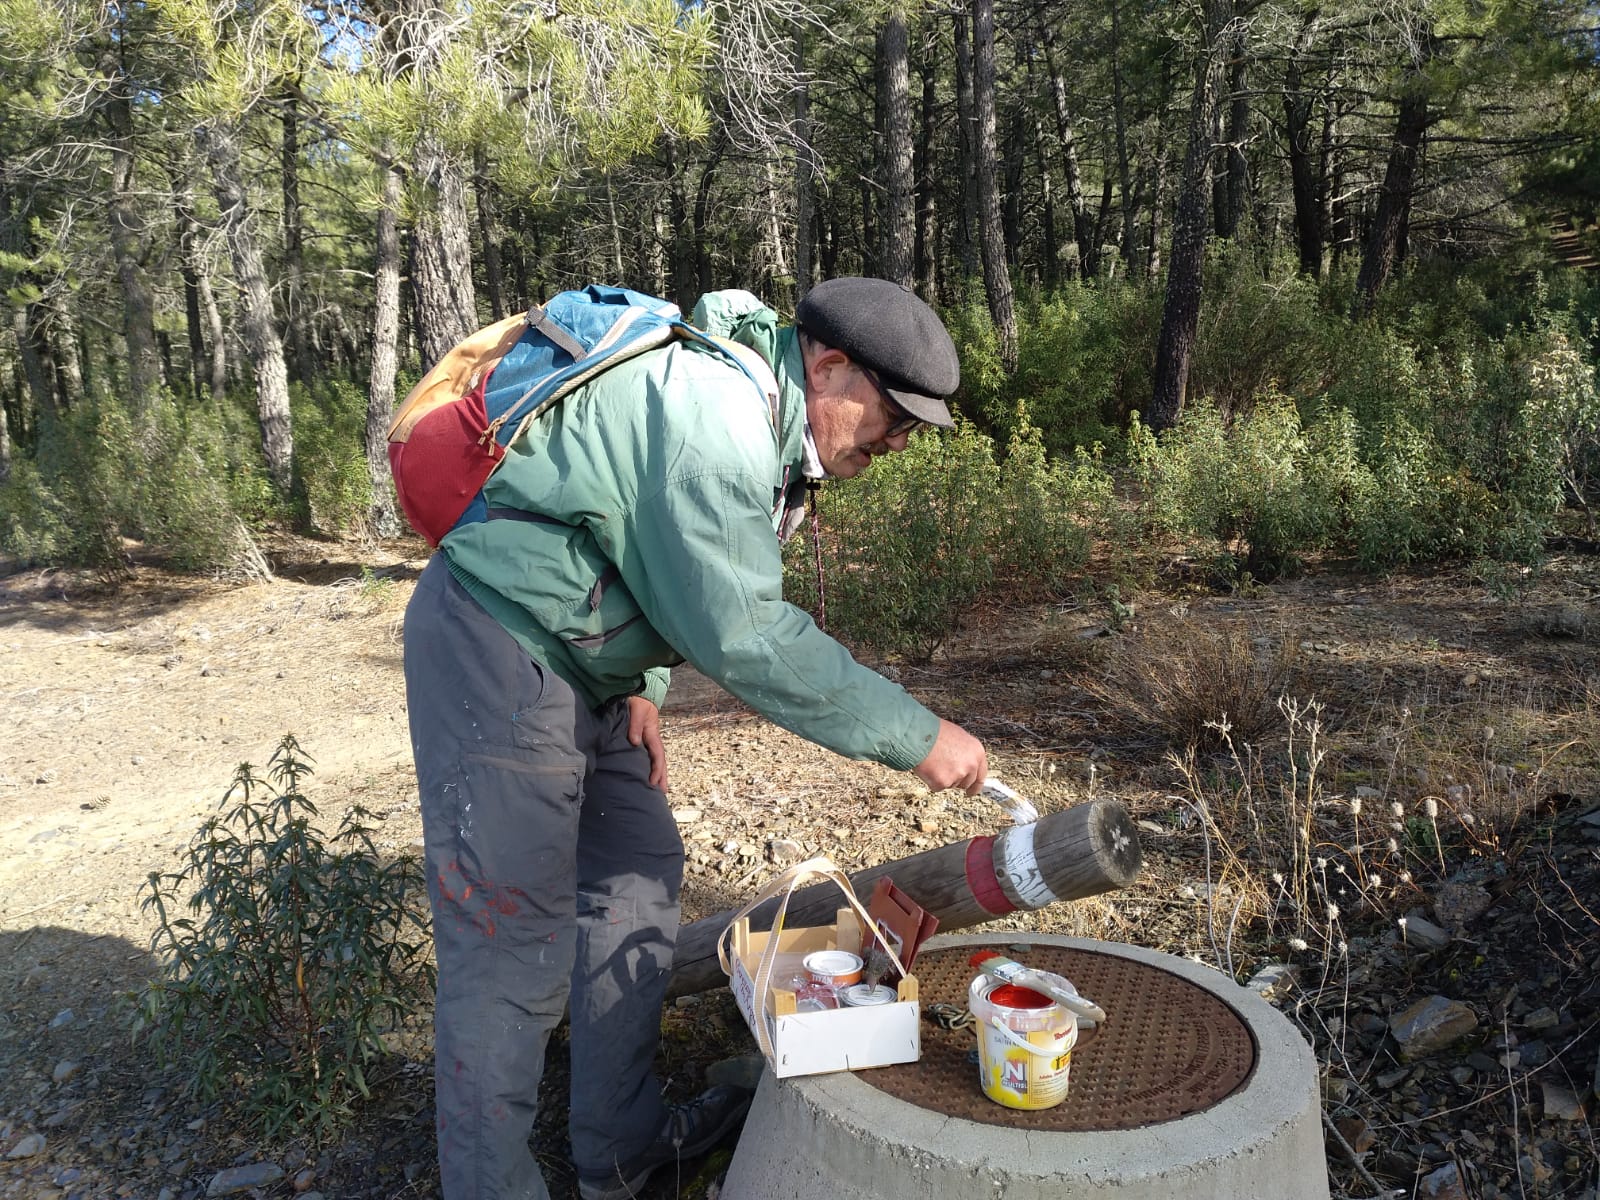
[804,347,918,479]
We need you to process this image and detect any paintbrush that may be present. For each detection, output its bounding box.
[863,942,895,991]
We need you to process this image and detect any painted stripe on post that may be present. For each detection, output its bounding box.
[999,823,1059,910]
[964,835,1016,916]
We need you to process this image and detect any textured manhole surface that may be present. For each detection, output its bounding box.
[859,944,1258,1130]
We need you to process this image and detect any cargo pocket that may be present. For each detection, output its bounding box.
[433,743,585,945]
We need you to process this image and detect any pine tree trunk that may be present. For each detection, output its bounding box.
[1110,0,1141,271]
[694,143,724,301]
[103,84,162,408]
[1213,26,1250,239]
[1038,115,1058,289]
[1148,0,1231,431]
[792,26,814,305]
[201,120,295,495]
[1038,17,1094,277]
[412,142,479,366]
[175,197,208,400]
[12,306,53,424]
[952,10,980,285]
[914,30,939,298]
[199,273,228,403]
[762,160,790,294]
[47,299,82,410]
[366,160,402,539]
[972,0,1017,371]
[1148,73,1170,281]
[474,150,506,321]
[1355,33,1434,313]
[877,7,915,288]
[1283,15,1324,277]
[1002,106,1027,268]
[1325,45,1349,266]
[281,95,316,385]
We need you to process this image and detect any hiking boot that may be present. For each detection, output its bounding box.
[576,1084,755,1200]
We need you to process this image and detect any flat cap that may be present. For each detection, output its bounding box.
[795,277,959,428]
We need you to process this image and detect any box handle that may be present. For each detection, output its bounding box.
[717,856,909,1060]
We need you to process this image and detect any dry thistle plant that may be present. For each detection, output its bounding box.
[1089,620,1297,752]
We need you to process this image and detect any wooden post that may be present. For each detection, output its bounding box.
[667,798,1141,998]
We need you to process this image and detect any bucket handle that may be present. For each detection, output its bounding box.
[986,1014,1074,1058]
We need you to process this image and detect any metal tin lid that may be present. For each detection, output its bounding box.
[839,983,898,1007]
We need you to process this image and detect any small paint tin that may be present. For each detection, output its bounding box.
[802,950,863,987]
[839,983,897,1007]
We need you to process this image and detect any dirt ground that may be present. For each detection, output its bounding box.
[1,534,1597,1200]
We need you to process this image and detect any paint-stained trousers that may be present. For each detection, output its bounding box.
[402,558,684,1200]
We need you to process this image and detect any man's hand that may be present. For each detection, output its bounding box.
[626,696,669,792]
[912,719,988,795]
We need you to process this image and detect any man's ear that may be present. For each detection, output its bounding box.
[804,344,852,391]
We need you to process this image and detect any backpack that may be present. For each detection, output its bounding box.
[387,285,775,547]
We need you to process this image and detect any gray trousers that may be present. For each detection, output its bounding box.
[403,558,683,1200]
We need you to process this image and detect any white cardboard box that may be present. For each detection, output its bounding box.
[727,906,920,1078]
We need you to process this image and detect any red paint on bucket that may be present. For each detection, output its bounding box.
[990,985,1052,1009]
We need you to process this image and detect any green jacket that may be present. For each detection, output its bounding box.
[439,290,940,772]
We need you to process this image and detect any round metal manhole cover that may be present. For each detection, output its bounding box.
[860,944,1258,1130]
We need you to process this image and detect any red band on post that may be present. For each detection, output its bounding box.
[964,835,1016,916]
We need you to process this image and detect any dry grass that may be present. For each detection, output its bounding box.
[1086,618,1299,752]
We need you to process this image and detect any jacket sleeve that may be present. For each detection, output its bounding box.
[601,459,941,772]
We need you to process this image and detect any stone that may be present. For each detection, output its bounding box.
[1523,1006,1559,1032]
[51,1062,80,1085]
[1375,1066,1410,1088]
[47,1010,73,1029]
[7,1133,46,1158]
[41,1104,80,1129]
[292,1169,317,1193]
[1245,962,1298,998]
[1541,1082,1586,1121]
[1400,912,1451,950]
[1519,1040,1550,1067]
[766,838,804,865]
[1391,996,1479,1060]
[1432,881,1492,930]
[1418,1163,1469,1200]
[1135,820,1164,835]
[205,1163,284,1197]
[671,807,702,824]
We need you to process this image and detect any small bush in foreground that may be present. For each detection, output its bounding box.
[133,735,434,1141]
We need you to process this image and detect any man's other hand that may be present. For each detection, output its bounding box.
[912,719,987,796]
[626,696,669,791]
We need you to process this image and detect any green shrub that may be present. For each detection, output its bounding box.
[988,409,1114,598]
[787,420,999,657]
[948,285,1153,455]
[1189,245,1331,417]
[293,381,374,537]
[0,459,72,565]
[784,411,1112,656]
[132,395,258,571]
[1,393,260,573]
[134,736,435,1141]
[1131,395,1343,580]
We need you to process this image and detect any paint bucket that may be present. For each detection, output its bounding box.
[968,974,1078,1110]
[803,950,863,987]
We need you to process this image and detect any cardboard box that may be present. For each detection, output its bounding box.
[728,905,920,1078]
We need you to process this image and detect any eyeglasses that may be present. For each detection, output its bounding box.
[859,366,926,438]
